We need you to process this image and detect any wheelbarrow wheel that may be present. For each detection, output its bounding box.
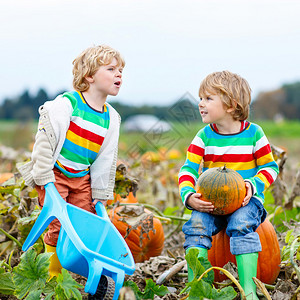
[88,275,115,300]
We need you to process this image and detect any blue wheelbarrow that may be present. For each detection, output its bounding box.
[22,183,135,300]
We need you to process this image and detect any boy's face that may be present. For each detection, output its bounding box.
[89,58,123,97]
[198,93,232,124]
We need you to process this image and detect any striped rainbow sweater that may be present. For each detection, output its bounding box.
[178,122,279,206]
[55,91,110,178]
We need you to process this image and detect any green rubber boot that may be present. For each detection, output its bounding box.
[236,253,259,300]
[186,247,208,282]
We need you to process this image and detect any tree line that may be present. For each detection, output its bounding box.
[0,90,201,123]
[251,82,300,120]
[0,82,299,121]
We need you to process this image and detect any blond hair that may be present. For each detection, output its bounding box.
[72,45,125,92]
[199,71,251,121]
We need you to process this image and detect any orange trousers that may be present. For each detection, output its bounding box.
[36,168,96,246]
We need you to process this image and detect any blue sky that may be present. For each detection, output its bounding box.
[1,0,300,105]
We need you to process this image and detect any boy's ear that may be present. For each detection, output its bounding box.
[227,99,237,113]
[85,75,94,83]
[227,107,235,113]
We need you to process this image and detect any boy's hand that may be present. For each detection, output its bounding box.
[186,193,214,213]
[93,199,108,206]
[242,182,253,206]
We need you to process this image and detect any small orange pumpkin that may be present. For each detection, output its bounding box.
[109,206,164,263]
[111,192,138,205]
[197,165,246,215]
[118,192,138,204]
[0,173,14,184]
[166,149,181,160]
[141,151,160,165]
[207,219,281,284]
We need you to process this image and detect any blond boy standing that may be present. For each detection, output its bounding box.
[18,46,124,295]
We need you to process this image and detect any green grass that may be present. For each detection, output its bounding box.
[118,120,300,159]
[254,120,300,138]
[0,120,37,150]
[119,121,203,157]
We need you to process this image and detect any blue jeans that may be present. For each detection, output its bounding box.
[182,198,267,255]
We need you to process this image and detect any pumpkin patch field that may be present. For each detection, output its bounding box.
[0,120,299,299]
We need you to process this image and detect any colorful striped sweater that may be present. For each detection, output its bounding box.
[55,91,110,178]
[17,91,120,200]
[178,122,279,206]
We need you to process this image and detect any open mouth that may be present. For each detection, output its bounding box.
[114,81,121,86]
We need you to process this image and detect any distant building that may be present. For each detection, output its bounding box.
[122,114,171,133]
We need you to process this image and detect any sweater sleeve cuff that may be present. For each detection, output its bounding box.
[183,192,194,210]
[92,189,113,200]
[33,173,56,186]
[16,161,35,188]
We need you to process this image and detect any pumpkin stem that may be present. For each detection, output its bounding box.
[220,164,227,172]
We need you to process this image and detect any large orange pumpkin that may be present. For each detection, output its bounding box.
[109,206,165,263]
[207,219,281,284]
[197,165,246,215]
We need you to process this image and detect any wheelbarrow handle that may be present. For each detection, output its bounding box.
[94,201,110,221]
